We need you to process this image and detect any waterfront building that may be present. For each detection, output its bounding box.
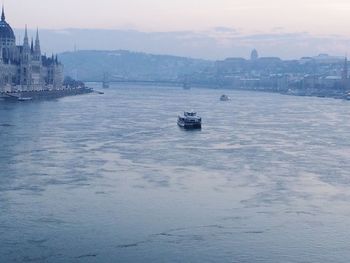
[0,6,63,92]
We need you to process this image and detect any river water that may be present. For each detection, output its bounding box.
[1,84,350,262]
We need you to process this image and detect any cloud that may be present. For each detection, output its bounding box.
[213,27,238,33]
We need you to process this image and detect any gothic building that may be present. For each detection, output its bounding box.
[0,6,63,92]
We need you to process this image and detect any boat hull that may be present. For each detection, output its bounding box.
[177,120,201,129]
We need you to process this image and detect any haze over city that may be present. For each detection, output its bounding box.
[5,0,350,59]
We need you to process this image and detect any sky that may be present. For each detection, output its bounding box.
[4,0,350,59]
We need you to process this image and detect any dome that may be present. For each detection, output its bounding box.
[250,49,259,60]
[0,20,15,40]
[0,6,15,40]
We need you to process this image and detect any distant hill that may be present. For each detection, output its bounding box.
[59,50,213,82]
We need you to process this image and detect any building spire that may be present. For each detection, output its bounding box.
[23,24,29,49]
[1,4,5,21]
[24,25,28,39]
[35,28,40,46]
[34,27,41,59]
[31,38,34,52]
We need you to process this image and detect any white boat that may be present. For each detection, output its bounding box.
[177,111,202,129]
[220,94,230,101]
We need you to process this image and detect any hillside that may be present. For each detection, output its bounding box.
[59,50,213,82]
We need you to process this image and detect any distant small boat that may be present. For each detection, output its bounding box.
[17,97,32,101]
[220,94,230,101]
[96,91,104,94]
[177,111,202,129]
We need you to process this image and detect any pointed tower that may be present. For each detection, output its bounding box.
[21,25,30,63]
[0,4,3,62]
[30,38,34,53]
[21,25,31,89]
[31,28,43,90]
[23,25,30,51]
[1,4,5,21]
[34,28,41,60]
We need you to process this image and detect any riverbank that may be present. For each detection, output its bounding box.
[0,87,94,101]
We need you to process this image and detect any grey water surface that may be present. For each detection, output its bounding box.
[1,84,350,262]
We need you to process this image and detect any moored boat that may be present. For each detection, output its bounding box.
[17,97,32,101]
